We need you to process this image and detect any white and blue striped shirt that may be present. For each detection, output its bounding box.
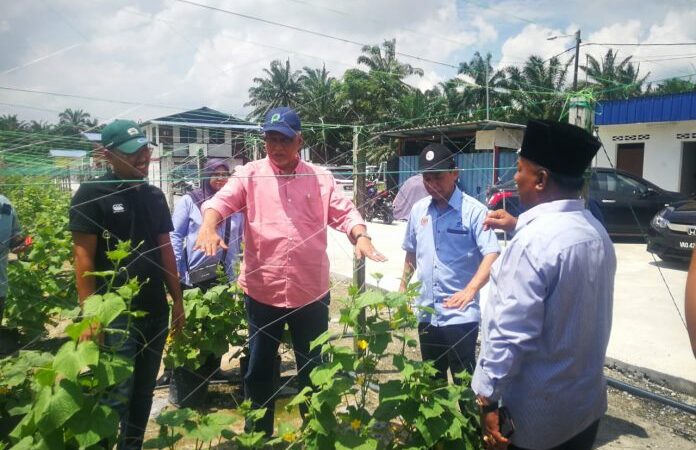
[472,199,616,449]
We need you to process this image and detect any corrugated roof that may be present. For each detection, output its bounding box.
[147,106,257,128]
[378,120,525,138]
[595,92,696,125]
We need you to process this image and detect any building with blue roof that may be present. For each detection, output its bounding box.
[594,92,696,195]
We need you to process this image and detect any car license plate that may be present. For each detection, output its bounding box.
[679,241,696,249]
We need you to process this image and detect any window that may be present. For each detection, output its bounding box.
[594,171,644,195]
[179,127,197,144]
[159,126,173,145]
[209,128,225,145]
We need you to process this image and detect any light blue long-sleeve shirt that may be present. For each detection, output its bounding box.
[402,188,500,326]
[170,194,243,286]
[0,195,21,297]
[472,199,616,449]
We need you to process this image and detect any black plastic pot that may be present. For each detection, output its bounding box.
[168,366,210,408]
[0,327,20,357]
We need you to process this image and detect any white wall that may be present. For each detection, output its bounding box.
[594,120,696,192]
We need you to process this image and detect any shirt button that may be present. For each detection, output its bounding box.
[288,198,292,202]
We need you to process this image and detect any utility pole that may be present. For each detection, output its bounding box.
[352,126,366,346]
[485,63,490,120]
[572,29,581,91]
[352,125,366,294]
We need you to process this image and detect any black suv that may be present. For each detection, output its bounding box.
[647,200,696,261]
[486,167,687,236]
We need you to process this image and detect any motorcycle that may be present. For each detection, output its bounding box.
[364,181,394,225]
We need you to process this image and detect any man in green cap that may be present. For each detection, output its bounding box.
[69,119,185,449]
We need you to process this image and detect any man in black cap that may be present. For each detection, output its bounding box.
[472,120,616,450]
[70,119,185,449]
[399,143,499,395]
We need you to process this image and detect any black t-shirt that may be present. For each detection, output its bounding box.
[69,173,174,315]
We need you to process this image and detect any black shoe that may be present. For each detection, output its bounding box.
[156,370,172,387]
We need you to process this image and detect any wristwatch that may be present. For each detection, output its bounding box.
[354,233,372,241]
[476,396,499,414]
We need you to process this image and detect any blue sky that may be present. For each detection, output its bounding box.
[1,0,695,124]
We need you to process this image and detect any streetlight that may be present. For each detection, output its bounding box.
[547,30,582,91]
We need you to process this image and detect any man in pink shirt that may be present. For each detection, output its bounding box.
[196,106,385,436]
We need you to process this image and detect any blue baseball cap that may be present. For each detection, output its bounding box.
[262,107,301,138]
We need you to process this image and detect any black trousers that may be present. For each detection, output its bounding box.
[509,419,600,450]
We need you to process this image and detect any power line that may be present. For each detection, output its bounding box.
[585,42,696,47]
[174,0,459,70]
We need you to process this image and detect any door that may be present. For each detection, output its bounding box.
[591,170,654,235]
[680,142,696,197]
[616,143,645,178]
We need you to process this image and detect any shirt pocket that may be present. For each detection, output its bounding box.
[446,226,470,235]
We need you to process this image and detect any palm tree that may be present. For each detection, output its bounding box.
[581,49,649,99]
[246,59,302,120]
[649,77,696,95]
[297,65,340,122]
[57,108,96,135]
[357,38,424,79]
[504,55,572,121]
[458,52,508,119]
[28,120,53,133]
[297,65,345,163]
[0,114,28,131]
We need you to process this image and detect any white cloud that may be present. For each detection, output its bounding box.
[2,0,695,124]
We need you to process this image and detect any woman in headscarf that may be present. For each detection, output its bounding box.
[171,158,243,289]
[161,158,243,384]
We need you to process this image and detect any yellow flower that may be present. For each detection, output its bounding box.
[355,375,365,386]
[350,419,361,431]
[165,334,174,346]
[282,432,296,443]
[357,339,368,351]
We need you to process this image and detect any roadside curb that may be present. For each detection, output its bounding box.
[605,356,696,397]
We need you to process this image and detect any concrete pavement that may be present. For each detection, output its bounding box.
[327,221,696,391]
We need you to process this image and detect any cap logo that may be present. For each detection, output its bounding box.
[425,150,435,161]
[270,113,281,123]
[127,127,139,136]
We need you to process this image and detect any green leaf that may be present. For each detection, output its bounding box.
[156,408,198,427]
[335,432,378,450]
[309,330,333,352]
[234,431,267,448]
[143,433,184,449]
[419,402,444,420]
[70,404,119,448]
[189,412,237,442]
[286,386,313,408]
[83,294,126,327]
[36,379,83,434]
[64,320,93,342]
[309,361,341,387]
[52,340,98,379]
[355,290,385,310]
[94,353,133,387]
[379,380,408,403]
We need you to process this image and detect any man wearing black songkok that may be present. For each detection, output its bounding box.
[472,120,617,450]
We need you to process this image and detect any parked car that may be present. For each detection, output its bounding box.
[647,200,696,261]
[318,165,354,200]
[486,167,687,236]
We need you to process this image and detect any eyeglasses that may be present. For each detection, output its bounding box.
[263,135,295,146]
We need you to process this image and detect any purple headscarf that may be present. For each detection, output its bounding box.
[188,158,231,209]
